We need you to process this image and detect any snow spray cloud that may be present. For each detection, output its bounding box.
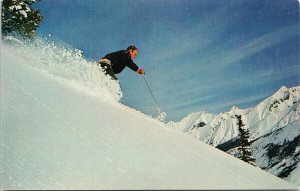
[2,36,123,101]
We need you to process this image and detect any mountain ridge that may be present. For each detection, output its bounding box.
[168,85,300,185]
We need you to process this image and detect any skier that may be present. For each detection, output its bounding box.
[98,45,145,80]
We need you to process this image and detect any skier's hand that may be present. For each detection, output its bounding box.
[137,68,145,75]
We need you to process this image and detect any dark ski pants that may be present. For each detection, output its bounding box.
[98,62,117,80]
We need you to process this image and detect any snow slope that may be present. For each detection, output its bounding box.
[0,42,297,189]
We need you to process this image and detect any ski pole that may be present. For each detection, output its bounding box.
[142,75,161,114]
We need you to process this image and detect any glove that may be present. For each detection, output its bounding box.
[137,68,145,75]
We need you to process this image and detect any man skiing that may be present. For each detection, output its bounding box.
[98,45,145,80]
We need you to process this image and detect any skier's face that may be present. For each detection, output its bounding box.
[129,49,138,60]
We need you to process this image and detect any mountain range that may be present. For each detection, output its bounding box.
[168,86,300,186]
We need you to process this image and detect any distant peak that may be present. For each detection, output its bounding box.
[272,86,300,100]
[274,86,288,94]
[228,105,239,113]
[230,106,239,111]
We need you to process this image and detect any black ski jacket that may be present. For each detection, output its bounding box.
[102,50,139,74]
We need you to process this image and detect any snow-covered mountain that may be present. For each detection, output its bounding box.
[168,85,300,186]
[0,40,297,189]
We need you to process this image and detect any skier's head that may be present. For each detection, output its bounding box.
[127,45,138,60]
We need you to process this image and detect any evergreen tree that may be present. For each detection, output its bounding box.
[235,115,256,166]
[1,0,43,38]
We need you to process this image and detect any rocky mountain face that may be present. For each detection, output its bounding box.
[168,86,300,186]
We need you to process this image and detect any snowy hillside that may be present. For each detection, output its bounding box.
[168,85,300,186]
[0,41,297,189]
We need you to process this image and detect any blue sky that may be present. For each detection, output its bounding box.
[34,0,299,121]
